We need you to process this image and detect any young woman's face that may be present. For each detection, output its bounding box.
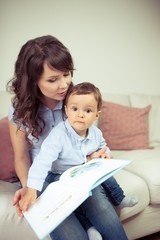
[65,93,100,137]
[37,63,72,107]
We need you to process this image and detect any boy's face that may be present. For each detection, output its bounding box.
[65,93,101,137]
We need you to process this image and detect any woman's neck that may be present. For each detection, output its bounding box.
[41,97,59,109]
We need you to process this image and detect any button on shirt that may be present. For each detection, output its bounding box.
[27,119,110,191]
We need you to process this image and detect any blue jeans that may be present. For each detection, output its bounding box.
[102,176,125,206]
[43,172,128,240]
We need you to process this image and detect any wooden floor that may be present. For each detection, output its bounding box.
[137,232,160,240]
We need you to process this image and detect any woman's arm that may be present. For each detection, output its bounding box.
[9,122,31,186]
[9,121,32,216]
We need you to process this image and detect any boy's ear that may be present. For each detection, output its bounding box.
[96,111,101,118]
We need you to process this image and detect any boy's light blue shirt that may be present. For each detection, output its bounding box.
[27,119,111,191]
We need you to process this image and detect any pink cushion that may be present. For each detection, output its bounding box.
[0,117,18,182]
[98,101,151,150]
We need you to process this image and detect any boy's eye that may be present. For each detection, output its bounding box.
[72,107,78,111]
[86,109,92,113]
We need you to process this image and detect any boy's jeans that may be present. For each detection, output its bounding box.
[41,172,128,240]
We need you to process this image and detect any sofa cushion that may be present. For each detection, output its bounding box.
[98,101,151,150]
[0,181,43,240]
[114,170,149,221]
[0,117,18,182]
[101,93,130,107]
[112,147,160,204]
[130,93,160,147]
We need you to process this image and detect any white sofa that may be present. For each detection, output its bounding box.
[0,90,160,240]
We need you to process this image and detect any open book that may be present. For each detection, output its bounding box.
[24,158,131,239]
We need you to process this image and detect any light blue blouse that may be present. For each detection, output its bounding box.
[8,101,65,161]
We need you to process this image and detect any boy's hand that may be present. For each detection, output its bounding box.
[104,153,112,159]
[87,147,112,161]
[19,187,37,214]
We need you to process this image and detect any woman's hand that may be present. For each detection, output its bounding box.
[13,187,28,216]
[13,187,37,216]
[19,187,37,214]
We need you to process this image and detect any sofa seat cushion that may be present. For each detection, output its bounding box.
[0,180,20,192]
[0,181,51,240]
[115,170,149,221]
[114,170,149,221]
[0,181,39,240]
[112,147,160,204]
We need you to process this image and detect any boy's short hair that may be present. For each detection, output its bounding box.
[65,82,102,111]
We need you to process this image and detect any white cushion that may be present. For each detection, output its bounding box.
[0,181,51,240]
[114,170,149,221]
[112,147,160,204]
[130,93,160,147]
[102,93,130,107]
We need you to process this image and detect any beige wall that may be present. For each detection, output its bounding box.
[1,0,160,94]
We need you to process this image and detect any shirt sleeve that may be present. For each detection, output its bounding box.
[97,127,112,155]
[27,128,63,191]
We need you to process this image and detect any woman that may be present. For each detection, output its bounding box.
[7,35,128,240]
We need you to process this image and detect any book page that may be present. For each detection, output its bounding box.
[60,158,131,190]
[24,181,89,240]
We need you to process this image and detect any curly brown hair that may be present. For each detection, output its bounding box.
[7,35,74,140]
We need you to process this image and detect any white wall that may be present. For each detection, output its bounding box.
[1,0,160,94]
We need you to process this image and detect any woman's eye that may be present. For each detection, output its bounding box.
[64,72,70,77]
[48,78,57,83]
